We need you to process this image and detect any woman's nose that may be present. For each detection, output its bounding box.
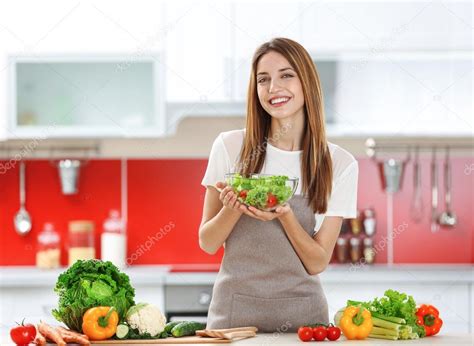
[269,79,283,93]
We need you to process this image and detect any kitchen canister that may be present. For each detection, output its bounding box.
[68,220,95,266]
[101,210,126,268]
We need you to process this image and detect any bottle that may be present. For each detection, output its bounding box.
[350,210,362,235]
[363,237,376,264]
[68,220,95,266]
[363,207,377,237]
[36,223,61,269]
[101,210,126,268]
[349,237,362,263]
[335,237,348,263]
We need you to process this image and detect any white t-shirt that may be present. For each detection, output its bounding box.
[201,129,359,235]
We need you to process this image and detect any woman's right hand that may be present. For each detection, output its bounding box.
[216,181,243,212]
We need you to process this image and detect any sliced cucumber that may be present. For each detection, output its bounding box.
[116,324,130,339]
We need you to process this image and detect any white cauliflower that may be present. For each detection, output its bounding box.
[126,303,167,337]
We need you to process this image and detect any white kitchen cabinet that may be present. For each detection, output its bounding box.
[133,285,165,313]
[327,52,473,136]
[164,1,232,102]
[8,55,166,139]
[0,287,58,326]
[300,1,472,52]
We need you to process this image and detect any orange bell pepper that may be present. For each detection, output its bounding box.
[339,306,373,340]
[416,304,443,336]
[82,306,119,340]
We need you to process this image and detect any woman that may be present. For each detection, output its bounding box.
[199,38,358,332]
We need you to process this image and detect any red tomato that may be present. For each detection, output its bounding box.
[266,193,277,208]
[326,324,341,341]
[297,326,313,342]
[238,190,248,199]
[10,319,36,345]
[312,326,327,341]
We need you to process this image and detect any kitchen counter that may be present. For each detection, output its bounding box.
[1,264,472,287]
[204,333,471,345]
[0,331,472,345]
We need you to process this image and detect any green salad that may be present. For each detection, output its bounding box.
[226,173,294,210]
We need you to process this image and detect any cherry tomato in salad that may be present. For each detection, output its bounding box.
[10,319,36,345]
[238,190,248,199]
[297,326,313,342]
[266,193,277,208]
[312,326,327,341]
[326,324,341,341]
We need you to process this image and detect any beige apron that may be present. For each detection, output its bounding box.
[206,195,329,332]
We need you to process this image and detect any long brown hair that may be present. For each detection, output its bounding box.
[237,37,333,214]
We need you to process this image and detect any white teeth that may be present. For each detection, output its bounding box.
[270,97,289,105]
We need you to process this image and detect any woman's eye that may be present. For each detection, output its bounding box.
[282,74,293,78]
[257,78,267,84]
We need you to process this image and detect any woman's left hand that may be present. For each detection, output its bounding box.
[240,203,292,221]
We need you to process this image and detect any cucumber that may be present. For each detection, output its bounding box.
[171,321,206,337]
[116,324,130,339]
[164,320,184,334]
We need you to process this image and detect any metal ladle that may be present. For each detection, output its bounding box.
[14,161,32,236]
[438,147,457,227]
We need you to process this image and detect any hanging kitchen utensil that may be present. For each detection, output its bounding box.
[14,161,32,236]
[438,147,457,227]
[377,156,409,194]
[430,149,440,233]
[410,146,424,223]
[58,159,81,195]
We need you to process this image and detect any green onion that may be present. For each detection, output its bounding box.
[372,312,406,325]
[372,317,401,331]
[371,326,399,337]
[369,333,398,341]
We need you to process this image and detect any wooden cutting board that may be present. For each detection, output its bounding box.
[91,336,234,344]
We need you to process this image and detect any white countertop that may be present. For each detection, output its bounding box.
[213,333,471,345]
[0,264,472,288]
[0,331,472,345]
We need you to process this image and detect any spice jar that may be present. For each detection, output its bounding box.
[350,210,362,235]
[335,237,349,263]
[363,208,376,237]
[349,237,362,263]
[36,223,60,269]
[68,220,95,266]
[363,237,376,264]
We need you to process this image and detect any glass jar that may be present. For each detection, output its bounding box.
[101,210,126,268]
[68,220,95,266]
[363,208,377,237]
[363,237,376,264]
[349,237,362,263]
[350,210,362,235]
[335,237,348,263]
[36,223,61,269]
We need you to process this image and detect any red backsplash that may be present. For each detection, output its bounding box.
[0,157,472,265]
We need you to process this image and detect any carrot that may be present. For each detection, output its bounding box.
[37,322,66,346]
[56,326,90,345]
[33,330,46,346]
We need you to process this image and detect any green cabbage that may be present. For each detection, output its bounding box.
[52,259,135,332]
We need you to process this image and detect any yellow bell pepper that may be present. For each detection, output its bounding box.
[339,306,373,340]
[82,306,119,340]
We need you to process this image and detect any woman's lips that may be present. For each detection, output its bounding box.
[269,97,291,107]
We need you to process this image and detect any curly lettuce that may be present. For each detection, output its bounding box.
[52,259,135,332]
[227,174,293,209]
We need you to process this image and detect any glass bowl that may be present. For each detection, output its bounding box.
[225,173,299,212]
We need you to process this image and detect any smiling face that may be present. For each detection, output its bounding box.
[256,51,305,121]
